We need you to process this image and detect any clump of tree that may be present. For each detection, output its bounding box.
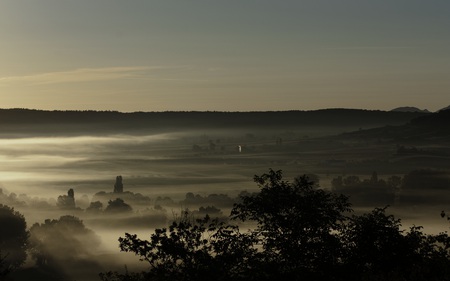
[56,188,76,210]
[0,204,28,278]
[105,198,133,213]
[331,172,399,206]
[332,169,450,206]
[85,198,133,215]
[194,206,222,216]
[399,169,450,205]
[29,215,102,280]
[0,188,53,209]
[102,170,450,281]
[402,169,450,191]
[86,200,104,213]
[181,192,235,208]
[154,196,175,207]
[29,216,101,266]
[93,191,150,208]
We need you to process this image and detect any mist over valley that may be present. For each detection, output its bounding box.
[1,109,450,280]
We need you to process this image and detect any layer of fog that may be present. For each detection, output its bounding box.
[1,128,449,280]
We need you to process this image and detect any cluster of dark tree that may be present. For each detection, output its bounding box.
[0,205,27,280]
[332,169,450,206]
[192,206,222,216]
[331,172,400,206]
[191,132,311,157]
[402,169,450,191]
[0,189,54,209]
[62,189,227,218]
[0,176,138,216]
[86,198,133,214]
[101,170,450,281]
[91,176,151,209]
[27,215,102,280]
[4,175,229,233]
[181,192,235,209]
[191,135,276,155]
[192,138,227,153]
[55,188,134,214]
[0,204,102,281]
[54,176,140,214]
[1,186,136,219]
[400,169,450,205]
[154,192,245,218]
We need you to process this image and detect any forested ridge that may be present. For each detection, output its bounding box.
[0,108,426,133]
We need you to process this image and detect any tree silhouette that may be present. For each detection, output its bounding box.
[0,253,10,280]
[29,215,100,267]
[103,170,450,281]
[0,204,28,278]
[86,201,103,213]
[231,170,352,279]
[105,198,132,213]
[341,207,450,280]
[113,212,256,281]
[56,188,76,209]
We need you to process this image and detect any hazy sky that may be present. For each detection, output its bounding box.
[0,1,449,112]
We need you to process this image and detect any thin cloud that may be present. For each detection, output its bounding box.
[323,46,418,51]
[0,66,179,85]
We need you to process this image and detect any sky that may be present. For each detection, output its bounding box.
[0,0,449,112]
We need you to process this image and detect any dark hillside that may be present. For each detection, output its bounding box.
[391,106,430,113]
[0,108,427,135]
[341,109,450,140]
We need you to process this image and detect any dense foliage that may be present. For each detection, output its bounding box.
[0,204,28,278]
[102,170,450,281]
[29,215,101,267]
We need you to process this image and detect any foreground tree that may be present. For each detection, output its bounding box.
[103,170,450,281]
[102,212,257,281]
[231,169,352,279]
[0,253,9,280]
[341,207,450,280]
[0,204,28,278]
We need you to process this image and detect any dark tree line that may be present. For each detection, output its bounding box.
[0,108,427,130]
[102,170,450,281]
[332,169,450,206]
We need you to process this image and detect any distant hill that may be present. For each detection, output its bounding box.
[0,108,428,136]
[342,109,450,140]
[438,105,450,112]
[391,107,430,113]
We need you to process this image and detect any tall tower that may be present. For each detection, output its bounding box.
[114,175,124,193]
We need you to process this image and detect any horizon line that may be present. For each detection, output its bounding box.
[0,107,438,114]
